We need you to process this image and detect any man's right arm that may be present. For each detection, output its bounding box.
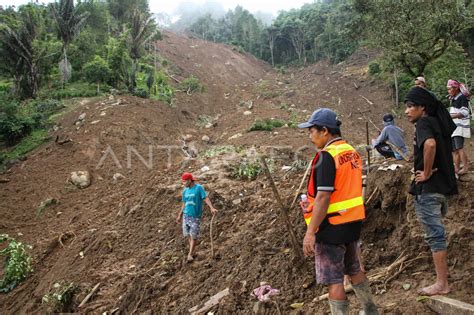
[176,203,184,223]
[373,128,388,147]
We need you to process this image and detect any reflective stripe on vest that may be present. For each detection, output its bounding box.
[304,139,365,226]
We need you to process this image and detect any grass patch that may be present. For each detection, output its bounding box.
[196,115,215,128]
[38,82,106,99]
[1,129,49,167]
[254,80,280,99]
[249,118,285,131]
[199,145,236,158]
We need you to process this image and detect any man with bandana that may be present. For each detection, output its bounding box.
[404,87,457,296]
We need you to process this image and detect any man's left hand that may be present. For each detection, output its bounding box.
[211,207,218,215]
[303,232,316,257]
[415,169,437,183]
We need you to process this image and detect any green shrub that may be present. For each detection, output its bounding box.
[196,114,214,127]
[39,82,105,99]
[368,61,381,75]
[1,130,49,165]
[0,234,33,293]
[42,281,76,312]
[180,75,204,93]
[133,88,148,98]
[0,102,35,146]
[287,112,299,128]
[231,158,274,180]
[249,118,285,131]
[199,145,235,158]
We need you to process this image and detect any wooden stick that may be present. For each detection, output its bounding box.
[189,288,230,314]
[365,121,371,197]
[210,213,216,258]
[313,285,353,302]
[260,156,303,260]
[289,160,312,211]
[386,140,410,162]
[79,283,101,308]
[365,187,379,205]
[359,95,374,105]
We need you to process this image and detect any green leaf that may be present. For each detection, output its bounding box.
[290,302,304,309]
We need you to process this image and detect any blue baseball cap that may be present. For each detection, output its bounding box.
[298,108,340,129]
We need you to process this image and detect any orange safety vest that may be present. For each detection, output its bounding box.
[304,139,365,226]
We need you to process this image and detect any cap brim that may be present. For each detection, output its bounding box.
[297,122,314,129]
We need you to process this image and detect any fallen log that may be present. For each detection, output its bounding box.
[425,296,474,315]
[188,288,230,314]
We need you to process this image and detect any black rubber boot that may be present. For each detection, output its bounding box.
[352,281,379,315]
[328,299,349,315]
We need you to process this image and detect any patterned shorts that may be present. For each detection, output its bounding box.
[182,214,201,239]
[315,240,361,285]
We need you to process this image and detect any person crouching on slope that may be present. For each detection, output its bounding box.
[298,108,378,315]
[177,172,218,262]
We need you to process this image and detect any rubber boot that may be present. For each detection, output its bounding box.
[328,299,349,315]
[352,281,379,315]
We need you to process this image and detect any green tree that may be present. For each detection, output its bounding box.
[50,0,89,86]
[83,55,111,93]
[0,4,48,98]
[357,0,473,76]
[128,8,159,92]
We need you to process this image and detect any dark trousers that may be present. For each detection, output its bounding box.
[375,142,395,158]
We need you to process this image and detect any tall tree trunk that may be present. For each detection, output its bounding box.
[394,65,399,106]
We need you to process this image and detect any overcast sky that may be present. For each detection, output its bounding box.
[0,0,313,16]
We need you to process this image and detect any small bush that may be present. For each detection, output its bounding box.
[42,281,76,312]
[180,75,204,93]
[133,88,149,98]
[0,102,35,146]
[287,112,299,128]
[1,130,49,166]
[199,145,235,158]
[249,118,285,131]
[368,61,381,76]
[231,158,274,180]
[0,234,33,293]
[196,115,214,127]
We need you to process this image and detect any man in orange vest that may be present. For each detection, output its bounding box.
[298,108,378,315]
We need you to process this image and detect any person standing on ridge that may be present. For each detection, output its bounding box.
[405,86,457,296]
[447,79,471,176]
[298,108,378,315]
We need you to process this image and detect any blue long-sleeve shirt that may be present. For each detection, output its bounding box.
[374,121,408,154]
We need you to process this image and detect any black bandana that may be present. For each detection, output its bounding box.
[405,87,456,137]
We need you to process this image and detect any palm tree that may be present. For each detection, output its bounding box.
[50,0,89,86]
[128,9,158,91]
[0,7,42,98]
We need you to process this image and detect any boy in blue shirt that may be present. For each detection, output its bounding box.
[177,172,218,262]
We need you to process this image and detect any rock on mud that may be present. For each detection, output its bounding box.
[70,171,91,188]
[202,135,210,143]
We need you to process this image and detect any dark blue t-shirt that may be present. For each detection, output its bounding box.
[182,184,207,218]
